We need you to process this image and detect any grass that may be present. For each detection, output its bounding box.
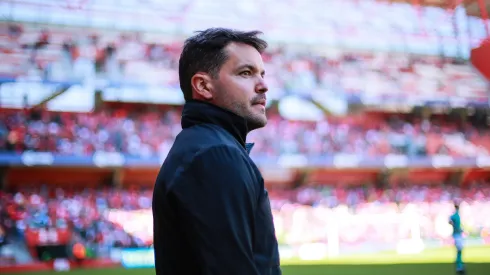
[7,264,490,275]
[4,246,490,275]
[281,245,490,265]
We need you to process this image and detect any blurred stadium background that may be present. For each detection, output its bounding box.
[1,0,490,274]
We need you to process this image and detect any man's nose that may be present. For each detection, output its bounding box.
[256,78,268,94]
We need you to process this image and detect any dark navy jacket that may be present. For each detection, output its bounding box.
[152,100,281,275]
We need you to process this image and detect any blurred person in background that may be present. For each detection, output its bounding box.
[72,242,87,265]
[152,28,281,275]
[449,201,466,275]
[0,225,5,249]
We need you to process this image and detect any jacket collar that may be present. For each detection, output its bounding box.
[181,100,254,152]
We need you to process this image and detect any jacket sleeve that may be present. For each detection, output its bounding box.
[170,145,260,275]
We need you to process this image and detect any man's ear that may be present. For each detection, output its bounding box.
[191,73,214,101]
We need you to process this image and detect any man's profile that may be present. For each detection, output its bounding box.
[152,28,281,275]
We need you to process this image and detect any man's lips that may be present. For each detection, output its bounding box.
[253,100,266,106]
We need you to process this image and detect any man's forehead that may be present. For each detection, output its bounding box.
[224,42,264,68]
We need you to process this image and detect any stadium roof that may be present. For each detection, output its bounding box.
[381,0,490,18]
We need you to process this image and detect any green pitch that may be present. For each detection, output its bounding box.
[6,264,490,275]
[281,245,490,265]
[5,246,490,275]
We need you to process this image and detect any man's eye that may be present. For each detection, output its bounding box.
[240,71,252,76]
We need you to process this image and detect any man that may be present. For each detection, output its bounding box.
[449,202,465,275]
[152,28,281,275]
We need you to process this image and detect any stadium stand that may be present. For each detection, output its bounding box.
[0,22,487,103]
[1,107,490,158]
[1,183,489,262]
[0,0,489,272]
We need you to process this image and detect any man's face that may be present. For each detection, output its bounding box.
[211,42,268,131]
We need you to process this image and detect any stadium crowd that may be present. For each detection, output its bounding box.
[0,22,486,102]
[1,20,488,159]
[269,181,490,209]
[0,186,152,251]
[1,107,489,158]
[270,183,490,246]
[1,182,489,252]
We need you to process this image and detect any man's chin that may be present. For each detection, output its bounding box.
[247,115,267,131]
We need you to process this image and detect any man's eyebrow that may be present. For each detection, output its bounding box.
[236,64,266,75]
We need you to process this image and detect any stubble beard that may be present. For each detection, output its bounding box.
[222,98,264,130]
[214,85,267,131]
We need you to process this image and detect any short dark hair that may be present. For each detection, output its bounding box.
[178,28,268,101]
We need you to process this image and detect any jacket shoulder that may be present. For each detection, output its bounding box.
[157,125,243,189]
